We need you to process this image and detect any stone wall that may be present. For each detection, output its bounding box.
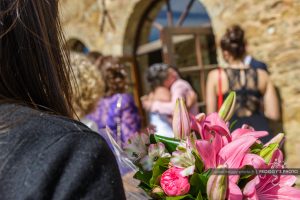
[60,0,140,55]
[60,0,300,173]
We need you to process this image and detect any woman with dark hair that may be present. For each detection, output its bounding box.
[0,0,125,199]
[87,57,141,149]
[206,25,279,143]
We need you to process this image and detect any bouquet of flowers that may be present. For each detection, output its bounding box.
[123,92,300,200]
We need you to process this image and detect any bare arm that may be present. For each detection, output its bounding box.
[186,90,197,109]
[206,70,217,114]
[263,78,280,121]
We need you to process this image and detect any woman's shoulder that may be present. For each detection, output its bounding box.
[0,104,110,172]
[153,86,171,102]
[256,68,270,92]
[256,68,269,78]
[118,93,136,105]
[208,68,220,77]
[154,86,170,94]
[207,68,222,83]
[0,104,102,143]
[110,93,134,101]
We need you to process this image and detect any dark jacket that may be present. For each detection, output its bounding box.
[249,57,268,72]
[0,104,125,200]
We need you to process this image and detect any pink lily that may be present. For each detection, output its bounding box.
[196,135,258,170]
[172,98,190,140]
[191,113,269,144]
[190,113,206,138]
[227,181,243,200]
[241,153,267,169]
[191,112,231,143]
[231,125,268,141]
[243,149,300,199]
[197,135,260,200]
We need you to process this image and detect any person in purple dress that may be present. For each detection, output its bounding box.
[88,57,141,148]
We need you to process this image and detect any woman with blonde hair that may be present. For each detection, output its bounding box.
[70,52,105,131]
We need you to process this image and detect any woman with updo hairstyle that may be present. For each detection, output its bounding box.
[206,25,280,143]
[102,57,128,96]
[87,56,141,149]
[220,25,246,60]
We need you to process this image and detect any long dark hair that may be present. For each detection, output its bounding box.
[0,0,74,117]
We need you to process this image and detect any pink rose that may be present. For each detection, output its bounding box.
[160,167,190,196]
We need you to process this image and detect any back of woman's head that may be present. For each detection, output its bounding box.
[220,25,246,60]
[0,0,73,117]
[70,53,104,119]
[146,63,169,90]
[99,56,127,96]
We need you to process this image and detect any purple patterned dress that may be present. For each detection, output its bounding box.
[87,93,141,148]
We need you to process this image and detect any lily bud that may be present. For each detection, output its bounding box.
[172,98,191,140]
[195,113,206,122]
[152,186,164,194]
[259,143,279,164]
[218,91,236,122]
[264,133,285,148]
[151,187,164,199]
[207,165,228,200]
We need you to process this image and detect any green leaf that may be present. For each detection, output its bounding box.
[150,157,170,187]
[192,151,204,173]
[138,182,152,194]
[238,174,256,189]
[150,134,157,144]
[201,169,212,178]
[134,170,152,186]
[189,173,202,197]
[150,190,166,199]
[189,173,209,197]
[154,134,181,152]
[238,165,256,185]
[250,142,264,154]
[166,194,195,200]
[196,191,204,200]
[229,120,238,131]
